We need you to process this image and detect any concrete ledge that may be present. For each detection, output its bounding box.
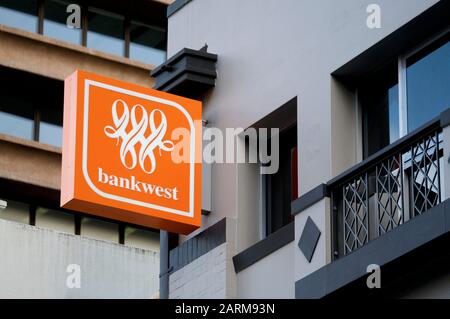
[0,24,155,87]
[291,184,329,216]
[233,222,294,273]
[0,24,155,71]
[167,0,193,18]
[0,135,61,191]
[0,134,61,155]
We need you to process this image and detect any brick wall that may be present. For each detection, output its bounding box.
[169,243,227,299]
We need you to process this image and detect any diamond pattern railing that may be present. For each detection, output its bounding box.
[376,154,404,236]
[343,175,369,255]
[332,124,443,258]
[411,131,441,217]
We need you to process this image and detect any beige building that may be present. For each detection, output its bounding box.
[0,0,170,298]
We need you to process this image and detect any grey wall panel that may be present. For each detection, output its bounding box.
[0,219,159,298]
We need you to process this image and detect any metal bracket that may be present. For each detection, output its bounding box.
[159,266,174,278]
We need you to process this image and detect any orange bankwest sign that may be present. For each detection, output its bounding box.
[61,70,202,234]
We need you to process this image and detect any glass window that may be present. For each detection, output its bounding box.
[130,21,166,65]
[0,200,30,224]
[361,60,399,158]
[0,67,35,141]
[265,125,297,235]
[0,66,64,145]
[87,8,124,56]
[44,0,82,45]
[35,206,74,234]
[81,217,119,243]
[0,97,34,140]
[39,116,63,147]
[125,226,159,251]
[0,0,38,33]
[38,81,64,147]
[406,34,450,132]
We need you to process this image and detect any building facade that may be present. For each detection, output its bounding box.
[158,0,450,299]
[1,0,450,299]
[0,0,169,298]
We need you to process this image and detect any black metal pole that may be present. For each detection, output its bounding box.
[159,230,169,299]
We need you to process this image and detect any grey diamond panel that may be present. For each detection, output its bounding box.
[298,217,321,263]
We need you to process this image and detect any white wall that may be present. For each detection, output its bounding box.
[237,242,294,299]
[0,219,159,298]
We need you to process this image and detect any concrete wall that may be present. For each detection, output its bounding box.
[0,25,154,86]
[236,161,262,253]
[0,135,61,191]
[0,219,159,298]
[237,242,294,299]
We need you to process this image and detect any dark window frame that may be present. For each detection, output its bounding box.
[361,29,450,158]
[252,97,298,238]
[264,124,298,236]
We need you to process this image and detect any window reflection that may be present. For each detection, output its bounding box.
[44,0,82,45]
[388,84,399,143]
[407,34,450,132]
[130,21,166,65]
[87,8,124,56]
[39,81,64,147]
[0,72,34,139]
[0,0,38,33]
[0,108,34,140]
[0,66,64,146]
[361,60,399,158]
[39,122,62,147]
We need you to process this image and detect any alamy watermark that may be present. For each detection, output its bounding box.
[366,4,382,29]
[66,4,81,29]
[66,264,81,289]
[366,264,381,289]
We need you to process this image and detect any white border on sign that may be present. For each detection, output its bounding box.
[82,79,196,217]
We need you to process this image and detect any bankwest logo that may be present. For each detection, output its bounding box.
[104,101,175,174]
[61,70,202,234]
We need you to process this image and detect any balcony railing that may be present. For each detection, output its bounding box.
[328,116,444,259]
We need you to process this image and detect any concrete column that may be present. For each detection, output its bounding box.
[294,198,331,284]
[441,124,450,201]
